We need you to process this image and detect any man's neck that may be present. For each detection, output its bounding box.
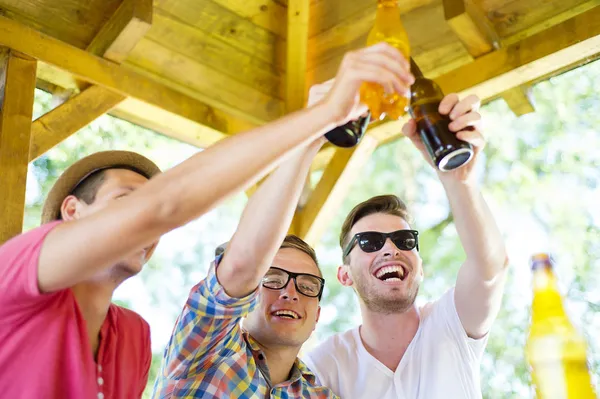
[252,338,301,386]
[71,279,118,359]
[359,303,420,371]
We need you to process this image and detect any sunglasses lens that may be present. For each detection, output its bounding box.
[358,232,386,253]
[263,269,287,289]
[391,231,417,250]
[296,275,323,297]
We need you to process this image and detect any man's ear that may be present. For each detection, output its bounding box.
[337,265,354,287]
[60,195,83,221]
[314,306,321,329]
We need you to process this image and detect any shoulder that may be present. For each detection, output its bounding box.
[304,328,359,368]
[0,221,62,261]
[110,304,150,335]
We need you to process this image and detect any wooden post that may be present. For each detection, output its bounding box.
[0,49,37,244]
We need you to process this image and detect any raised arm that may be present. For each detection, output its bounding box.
[36,42,413,293]
[402,94,508,339]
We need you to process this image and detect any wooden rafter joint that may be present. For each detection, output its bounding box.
[502,86,535,117]
[443,0,500,58]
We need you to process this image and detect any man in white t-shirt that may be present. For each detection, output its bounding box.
[303,93,508,399]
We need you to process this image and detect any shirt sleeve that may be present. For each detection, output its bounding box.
[0,221,62,313]
[159,256,259,380]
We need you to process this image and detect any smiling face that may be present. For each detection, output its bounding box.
[60,168,158,280]
[339,212,423,314]
[243,247,321,349]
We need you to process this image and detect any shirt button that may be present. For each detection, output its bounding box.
[98,393,104,399]
[258,354,264,360]
[97,377,104,386]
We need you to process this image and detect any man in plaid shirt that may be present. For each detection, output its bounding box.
[152,43,416,398]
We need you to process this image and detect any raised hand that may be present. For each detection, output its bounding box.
[402,93,484,184]
[315,42,414,126]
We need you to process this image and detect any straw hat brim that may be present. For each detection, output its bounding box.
[41,150,161,224]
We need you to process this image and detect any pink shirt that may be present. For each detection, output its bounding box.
[0,222,151,399]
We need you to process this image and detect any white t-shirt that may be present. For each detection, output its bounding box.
[303,288,488,399]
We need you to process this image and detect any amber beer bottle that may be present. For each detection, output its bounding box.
[525,253,597,399]
[325,0,408,148]
[360,0,410,120]
[408,58,474,171]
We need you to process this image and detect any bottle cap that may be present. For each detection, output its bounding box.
[530,253,553,270]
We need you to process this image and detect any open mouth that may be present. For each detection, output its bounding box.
[373,265,407,282]
[271,310,301,320]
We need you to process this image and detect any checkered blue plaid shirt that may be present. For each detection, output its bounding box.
[152,258,339,398]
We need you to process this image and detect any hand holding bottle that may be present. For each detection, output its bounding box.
[403,93,484,183]
[317,42,414,127]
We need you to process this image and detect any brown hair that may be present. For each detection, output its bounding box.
[281,235,321,276]
[215,235,321,275]
[70,169,108,205]
[340,195,412,259]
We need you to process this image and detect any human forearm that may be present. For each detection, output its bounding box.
[441,179,507,279]
[218,141,321,297]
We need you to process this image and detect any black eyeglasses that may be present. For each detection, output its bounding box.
[262,267,325,300]
[343,230,419,258]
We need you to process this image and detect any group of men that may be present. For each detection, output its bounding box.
[0,43,507,399]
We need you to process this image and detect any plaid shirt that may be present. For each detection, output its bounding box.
[152,259,339,399]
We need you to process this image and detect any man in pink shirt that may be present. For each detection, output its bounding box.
[0,42,410,399]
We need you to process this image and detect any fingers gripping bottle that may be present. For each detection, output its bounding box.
[408,58,474,171]
[360,0,410,121]
[525,254,597,399]
[325,0,408,148]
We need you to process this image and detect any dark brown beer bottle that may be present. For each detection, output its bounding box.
[408,58,474,171]
[324,112,371,148]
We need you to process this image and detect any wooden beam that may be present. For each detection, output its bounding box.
[0,15,250,137]
[287,0,310,112]
[298,135,379,246]
[437,6,600,101]
[29,86,125,160]
[0,50,36,244]
[443,0,499,57]
[502,86,535,117]
[87,0,153,63]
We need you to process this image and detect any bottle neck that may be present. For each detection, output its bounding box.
[531,268,568,322]
[377,0,399,7]
[410,58,424,79]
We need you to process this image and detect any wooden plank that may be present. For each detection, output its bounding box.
[287,0,310,112]
[207,0,288,38]
[501,86,535,116]
[0,50,36,244]
[29,85,125,160]
[86,0,153,63]
[146,11,282,98]
[500,0,600,46]
[298,135,379,246]
[125,38,283,124]
[443,0,499,57]
[308,0,434,38]
[437,6,600,102]
[154,0,286,71]
[0,15,256,136]
[0,0,122,49]
[482,0,599,40]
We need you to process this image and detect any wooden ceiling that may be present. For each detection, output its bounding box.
[1,0,599,243]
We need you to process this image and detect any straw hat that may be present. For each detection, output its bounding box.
[41,150,161,224]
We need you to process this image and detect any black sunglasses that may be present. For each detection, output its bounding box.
[262,267,325,300]
[343,229,419,258]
